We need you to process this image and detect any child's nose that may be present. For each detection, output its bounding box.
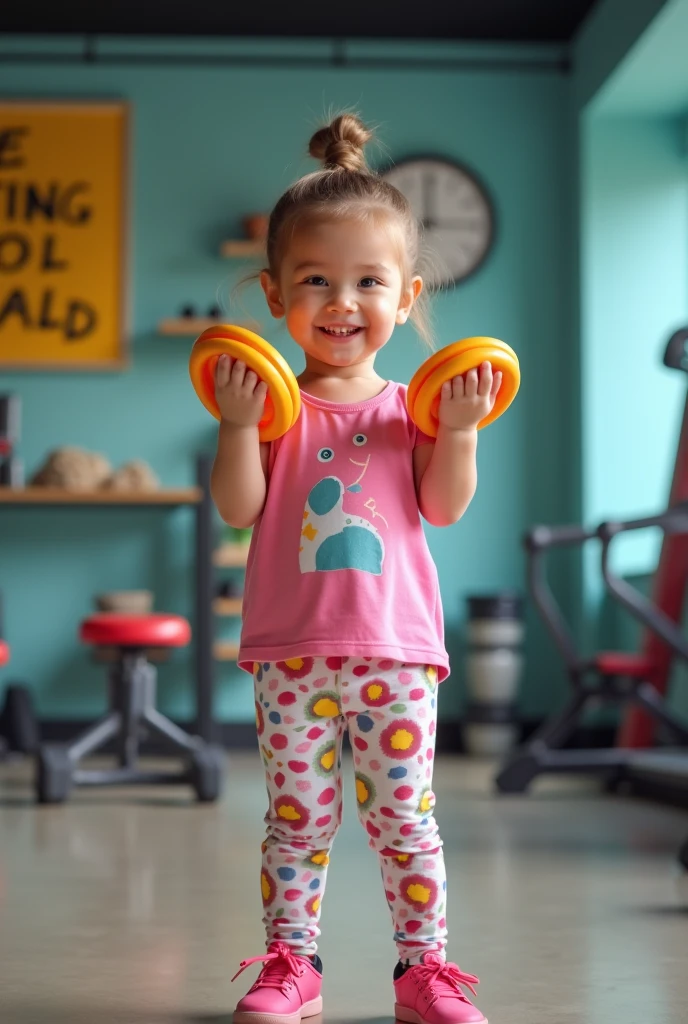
[327,288,357,312]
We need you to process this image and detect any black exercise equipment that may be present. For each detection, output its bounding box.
[496,329,688,865]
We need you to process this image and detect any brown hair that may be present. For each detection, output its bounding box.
[264,113,434,348]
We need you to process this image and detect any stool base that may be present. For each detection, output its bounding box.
[35,651,224,803]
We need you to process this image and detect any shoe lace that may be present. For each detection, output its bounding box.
[231,942,307,994]
[413,955,480,1007]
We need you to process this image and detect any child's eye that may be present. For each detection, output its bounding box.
[359,277,380,288]
[317,447,335,462]
[352,434,368,446]
[305,276,328,286]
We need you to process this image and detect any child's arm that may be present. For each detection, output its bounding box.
[413,362,502,528]
[210,356,270,528]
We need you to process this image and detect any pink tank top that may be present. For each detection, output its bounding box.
[237,381,449,680]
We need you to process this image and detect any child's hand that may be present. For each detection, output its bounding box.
[214,355,268,428]
[438,361,503,432]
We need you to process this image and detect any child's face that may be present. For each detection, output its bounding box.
[261,217,422,370]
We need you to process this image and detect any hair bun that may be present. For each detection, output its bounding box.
[308,113,372,172]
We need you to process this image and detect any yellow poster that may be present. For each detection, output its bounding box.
[0,102,128,370]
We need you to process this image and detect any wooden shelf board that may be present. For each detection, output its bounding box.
[213,543,250,567]
[214,641,241,661]
[93,647,171,664]
[220,239,265,258]
[213,597,244,616]
[158,318,219,336]
[0,487,202,506]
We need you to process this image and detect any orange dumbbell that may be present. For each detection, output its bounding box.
[407,337,520,436]
[189,325,301,442]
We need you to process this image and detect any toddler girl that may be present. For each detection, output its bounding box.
[211,113,501,1024]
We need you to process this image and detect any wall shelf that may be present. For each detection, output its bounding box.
[0,487,202,506]
[213,543,250,568]
[220,239,265,258]
[214,640,241,662]
[158,317,219,336]
[213,597,243,616]
[94,647,170,664]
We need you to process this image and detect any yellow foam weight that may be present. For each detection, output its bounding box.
[407,337,520,436]
[189,325,301,442]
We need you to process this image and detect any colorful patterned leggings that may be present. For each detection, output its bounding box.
[253,656,448,963]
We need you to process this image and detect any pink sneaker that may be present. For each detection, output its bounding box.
[394,953,487,1024]
[232,941,323,1024]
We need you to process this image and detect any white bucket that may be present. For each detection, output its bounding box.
[463,594,524,757]
[463,722,520,758]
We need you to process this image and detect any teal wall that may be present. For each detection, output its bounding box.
[571,0,669,110]
[579,114,688,703]
[582,114,688,567]
[584,0,688,117]
[573,0,688,719]
[0,39,572,723]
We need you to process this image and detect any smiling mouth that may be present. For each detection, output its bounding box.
[318,326,363,339]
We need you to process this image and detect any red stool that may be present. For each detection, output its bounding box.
[36,613,224,804]
[0,640,8,759]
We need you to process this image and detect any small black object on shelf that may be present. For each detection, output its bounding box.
[208,305,222,319]
[0,394,24,488]
[181,304,196,318]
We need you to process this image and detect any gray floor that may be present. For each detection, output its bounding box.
[1,751,687,1024]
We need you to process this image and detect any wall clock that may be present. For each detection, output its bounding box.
[380,156,495,288]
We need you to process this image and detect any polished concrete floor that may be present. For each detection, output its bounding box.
[1,751,687,1024]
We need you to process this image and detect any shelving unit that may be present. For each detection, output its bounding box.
[211,539,248,665]
[193,455,251,738]
[220,239,265,258]
[194,476,250,673]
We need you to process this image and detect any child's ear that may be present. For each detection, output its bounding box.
[396,276,423,324]
[260,270,285,319]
